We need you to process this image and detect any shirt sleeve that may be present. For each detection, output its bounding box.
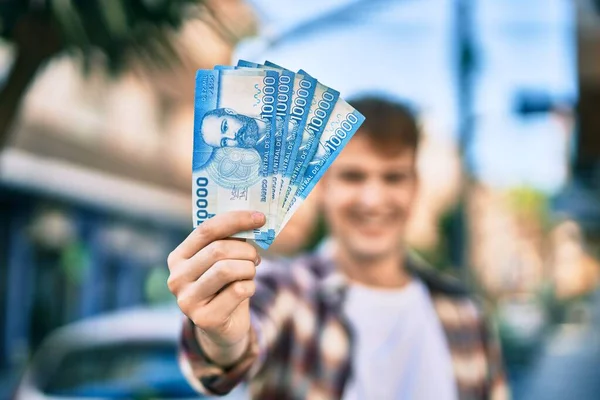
[178,258,299,396]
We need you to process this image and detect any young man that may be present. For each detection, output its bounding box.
[167,97,508,399]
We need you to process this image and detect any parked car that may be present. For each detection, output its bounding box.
[13,306,249,400]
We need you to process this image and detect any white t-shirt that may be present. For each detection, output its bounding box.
[341,279,457,400]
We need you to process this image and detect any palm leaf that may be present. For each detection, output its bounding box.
[1,0,205,72]
[0,0,209,149]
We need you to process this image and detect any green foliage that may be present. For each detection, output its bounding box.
[60,240,88,285]
[304,212,329,252]
[412,206,458,272]
[144,266,174,304]
[505,186,551,230]
[0,0,203,72]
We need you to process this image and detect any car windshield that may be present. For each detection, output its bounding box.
[41,341,197,399]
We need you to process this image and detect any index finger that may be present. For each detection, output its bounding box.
[172,211,266,260]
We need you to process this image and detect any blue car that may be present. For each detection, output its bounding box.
[13,306,249,400]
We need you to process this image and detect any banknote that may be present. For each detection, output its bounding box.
[192,61,365,248]
[260,99,365,246]
[203,66,278,239]
[262,62,316,204]
[278,71,339,222]
[193,68,279,240]
[236,60,295,233]
[252,62,317,248]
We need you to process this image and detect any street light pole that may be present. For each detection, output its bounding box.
[452,0,476,275]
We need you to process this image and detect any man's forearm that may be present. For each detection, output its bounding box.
[195,326,250,368]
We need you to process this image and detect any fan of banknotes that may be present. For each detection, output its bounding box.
[192,61,365,249]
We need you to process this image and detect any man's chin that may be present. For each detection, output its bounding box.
[345,240,398,261]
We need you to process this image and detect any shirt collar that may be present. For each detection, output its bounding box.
[312,237,459,306]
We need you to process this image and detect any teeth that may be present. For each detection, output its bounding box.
[353,215,389,225]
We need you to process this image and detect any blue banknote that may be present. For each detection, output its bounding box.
[263,61,316,207]
[252,62,317,248]
[279,72,339,222]
[206,65,279,237]
[193,68,279,240]
[236,60,295,233]
[192,62,366,248]
[260,99,365,246]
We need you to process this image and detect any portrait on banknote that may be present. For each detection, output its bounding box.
[197,107,270,150]
[194,107,271,188]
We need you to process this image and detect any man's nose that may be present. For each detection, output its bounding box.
[222,137,238,147]
[357,180,388,209]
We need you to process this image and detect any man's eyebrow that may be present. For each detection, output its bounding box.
[387,166,413,172]
[334,166,366,174]
[333,165,412,174]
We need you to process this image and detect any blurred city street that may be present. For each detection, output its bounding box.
[517,289,600,399]
[1,0,600,399]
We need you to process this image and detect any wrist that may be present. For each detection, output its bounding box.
[194,327,250,368]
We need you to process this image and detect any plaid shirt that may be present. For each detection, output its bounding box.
[179,249,509,400]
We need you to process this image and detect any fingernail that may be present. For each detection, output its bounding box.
[255,255,261,266]
[251,212,265,224]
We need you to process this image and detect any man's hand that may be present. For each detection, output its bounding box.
[167,211,265,366]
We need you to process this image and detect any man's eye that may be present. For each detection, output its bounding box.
[220,138,228,147]
[221,119,228,133]
[385,173,409,184]
[339,172,365,183]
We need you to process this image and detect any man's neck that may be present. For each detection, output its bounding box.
[335,247,410,289]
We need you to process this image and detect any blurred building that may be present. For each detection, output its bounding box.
[468,185,547,297]
[0,0,256,379]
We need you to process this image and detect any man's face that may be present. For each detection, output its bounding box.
[322,133,418,261]
[201,111,255,148]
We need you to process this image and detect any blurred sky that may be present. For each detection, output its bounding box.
[235,0,577,194]
[471,0,576,193]
[237,0,458,127]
